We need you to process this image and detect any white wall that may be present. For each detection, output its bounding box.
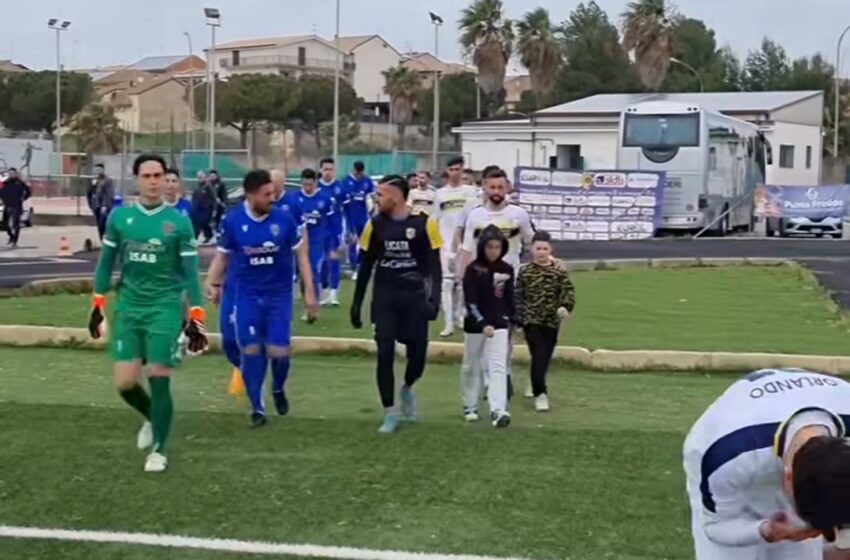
[351,37,401,103]
[214,39,347,79]
[764,121,822,186]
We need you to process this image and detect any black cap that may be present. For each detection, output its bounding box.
[380,174,409,199]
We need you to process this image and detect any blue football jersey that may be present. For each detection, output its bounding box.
[275,190,302,224]
[171,198,192,217]
[218,202,302,296]
[319,178,347,238]
[282,188,335,245]
[344,174,374,227]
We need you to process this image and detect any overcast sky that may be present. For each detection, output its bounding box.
[7,0,850,75]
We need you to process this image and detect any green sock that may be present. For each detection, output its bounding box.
[149,377,173,454]
[119,384,151,420]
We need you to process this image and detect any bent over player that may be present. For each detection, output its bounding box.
[205,170,317,426]
[684,367,850,559]
[349,175,442,434]
[89,153,208,473]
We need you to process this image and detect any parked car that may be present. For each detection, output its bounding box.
[766,216,842,238]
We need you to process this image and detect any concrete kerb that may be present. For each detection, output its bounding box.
[3,324,850,374]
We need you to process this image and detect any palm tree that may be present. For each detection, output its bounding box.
[516,8,563,109]
[621,0,678,91]
[459,0,514,116]
[68,102,124,154]
[382,64,421,149]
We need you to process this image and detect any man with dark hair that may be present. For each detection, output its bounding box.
[0,168,31,247]
[164,168,192,217]
[684,368,850,559]
[318,157,347,306]
[208,170,228,235]
[282,168,335,314]
[88,153,207,473]
[350,175,442,433]
[431,156,477,337]
[191,172,216,243]
[89,163,115,240]
[463,168,476,186]
[344,160,374,281]
[205,170,316,425]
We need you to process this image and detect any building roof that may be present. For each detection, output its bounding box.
[0,60,30,73]
[537,91,823,116]
[402,52,475,75]
[95,69,156,88]
[128,55,191,72]
[128,74,179,95]
[336,35,378,52]
[213,34,348,55]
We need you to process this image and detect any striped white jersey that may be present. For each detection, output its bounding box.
[461,203,535,268]
[684,368,850,547]
[407,186,437,216]
[431,185,478,249]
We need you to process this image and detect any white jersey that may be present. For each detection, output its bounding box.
[684,368,850,550]
[432,185,478,249]
[461,204,535,268]
[407,186,437,216]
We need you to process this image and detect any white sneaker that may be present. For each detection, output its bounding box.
[524,384,535,398]
[329,289,340,306]
[439,326,454,338]
[136,421,153,450]
[535,394,550,412]
[144,451,168,473]
[319,290,332,306]
[491,411,511,428]
[351,271,358,281]
[463,409,480,422]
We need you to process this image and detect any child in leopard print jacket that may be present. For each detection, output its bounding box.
[515,230,576,412]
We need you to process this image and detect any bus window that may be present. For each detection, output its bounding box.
[623,113,700,148]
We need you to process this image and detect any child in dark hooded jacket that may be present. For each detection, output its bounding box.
[460,224,515,428]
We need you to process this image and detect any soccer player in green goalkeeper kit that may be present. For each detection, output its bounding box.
[88,153,208,473]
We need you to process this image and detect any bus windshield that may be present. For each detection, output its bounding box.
[623,113,700,148]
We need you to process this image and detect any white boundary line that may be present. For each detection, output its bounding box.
[0,526,531,560]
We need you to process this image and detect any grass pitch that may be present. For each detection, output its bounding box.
[1,265,848,355]
[0,347,735,560]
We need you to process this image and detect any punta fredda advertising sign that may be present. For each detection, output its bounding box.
[513,167,666,241]
[754,185,850,219]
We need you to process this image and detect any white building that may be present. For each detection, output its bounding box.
[455,91,824,186]
[336,35,402,106]
[208,35,355,81]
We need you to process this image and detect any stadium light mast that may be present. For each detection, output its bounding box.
[48,19,71,158]
[184,31,195,150]
[429,12,443,172]
[204,7,221,169]
[834,24,850,158]
[333,0,341,166]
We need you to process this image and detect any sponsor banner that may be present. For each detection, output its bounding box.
[754,185,850,219]
[514,168,666,241]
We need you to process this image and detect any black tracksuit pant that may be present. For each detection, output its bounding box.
[524,324,559,397]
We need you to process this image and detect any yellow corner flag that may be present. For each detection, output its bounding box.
[228,368,245,398]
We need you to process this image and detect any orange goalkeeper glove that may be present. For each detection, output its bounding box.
[184,306,208,354]
[88,294,107,339]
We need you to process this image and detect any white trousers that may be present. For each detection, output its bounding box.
[440,247,465,329]
[461,329,509,413]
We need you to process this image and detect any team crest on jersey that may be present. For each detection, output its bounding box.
[162,221,175,235]
[242,224,248,232]
[126,217,134,225]
[405,227,416,240]
[270,223,280,237]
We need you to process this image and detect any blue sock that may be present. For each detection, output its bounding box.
[223,338,241,368]
[330,259,341,289]
[241,353,268,415]
[321,258,330,290]
[271,357,290,393]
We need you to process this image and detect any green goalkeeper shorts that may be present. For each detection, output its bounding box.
[111,307,183,368]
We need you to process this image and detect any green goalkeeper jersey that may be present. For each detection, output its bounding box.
[94,202,203,311]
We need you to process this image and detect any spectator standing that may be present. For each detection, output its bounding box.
[208,170,229,235]
[92,163,115,241]
[191,172,216,243]
[515,231,576,412]
[460,225,515,428]
[0,168,31,247]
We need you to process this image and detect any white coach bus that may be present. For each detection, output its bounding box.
[617,101,770,234]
